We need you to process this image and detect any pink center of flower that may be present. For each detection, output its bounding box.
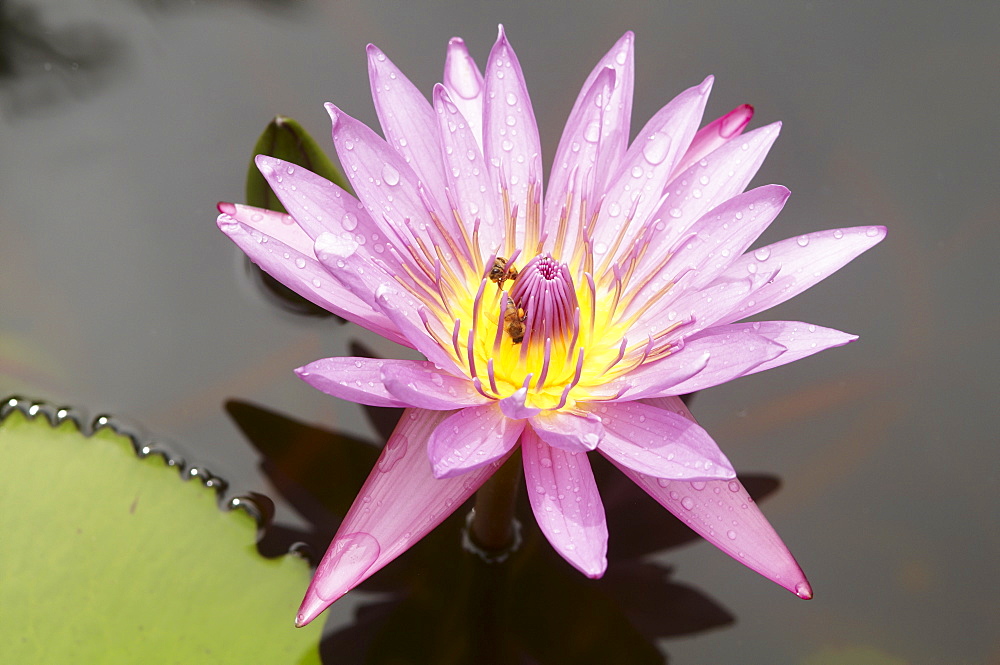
[508,254,579,348]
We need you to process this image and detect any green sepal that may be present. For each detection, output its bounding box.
[246,115,350,212]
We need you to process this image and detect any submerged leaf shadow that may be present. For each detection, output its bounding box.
[226,394,787,664]
[0,1,125,116]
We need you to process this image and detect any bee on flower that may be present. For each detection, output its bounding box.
[217,26,885,626]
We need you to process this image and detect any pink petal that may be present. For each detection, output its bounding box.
[427,403,524,478]
[671,103,755,178]
[294,357,474,409]
[297,408,511,626]
[482,26,543,243]
[498,387,541,419]
[542,66,616,256]
[619,396,813,599]
[254,155,375,243]
[367,44,449,215]
[216,211,407,346]
[702,321,858,376]
[521,427,608,577]
[624,184,790,318]
[442,37,484,148]
[591,77,712,265]
[601,349,710,401]
[312,232,463,374]
[326,104,464,254]
[545,31,635,241]
[716,225,888,324]
[382,360,489,410]
[628,123,781,278]
[624,324,786,398]
[528,409,604,453]
[218,202,313,254]
[432,84,503,255]
[590,401,735,480]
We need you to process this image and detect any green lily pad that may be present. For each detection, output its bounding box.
[0,399,322,664]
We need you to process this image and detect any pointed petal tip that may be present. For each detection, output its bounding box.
[324,102,340,126]
[699,75,715,94]
[294,592,331,628]
[448,36,466,48]
[794,580,814,599]
[216,201,236,216]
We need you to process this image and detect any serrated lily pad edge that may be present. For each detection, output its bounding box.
[0,394,311,561]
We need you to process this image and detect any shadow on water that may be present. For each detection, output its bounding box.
[0,0,125,116]
[225,386,784,664]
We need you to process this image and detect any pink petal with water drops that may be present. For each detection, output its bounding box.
[625,123,782,279]
[296,408,512,626]
[367,44,449,214]
[326,104,464,251]
[715,225,888,324]
[702,321,858,376]
[294,357,411,408]
[432,84,502,254]
[590,401,734,480]
[623,398,811,598]
[219,202,313,254]
[528,409,604,453]
[672,103,755,177]
[542,66,616,257]
[627,324,786,398]
[521,427,608,577]
[254,155,375,243]
[443,37,485,149]
[622,184,790,318]
[382,360,491,410]
[590,77,712,265]
[216,210,407,346]
[602,348,711,401]
[427,402,525,479]
[545,30,634,236]
[312,231,463,374]
[483,26,543,243]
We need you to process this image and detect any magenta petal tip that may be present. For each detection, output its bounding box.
[216,201,236,215]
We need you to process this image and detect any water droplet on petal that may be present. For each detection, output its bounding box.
[754,247,771,261]
[505,92,517,106]
[313,532,380,601]
[796,235,809,247]
[680,497,695,510]
[642,135,670,164]
[381,164,400,186]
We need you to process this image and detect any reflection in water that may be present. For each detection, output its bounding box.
[0,0,123,115]
[227,396,787,664]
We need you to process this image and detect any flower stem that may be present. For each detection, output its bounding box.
[469,450,523,554]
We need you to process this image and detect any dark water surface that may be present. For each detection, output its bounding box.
[2,1,998,663]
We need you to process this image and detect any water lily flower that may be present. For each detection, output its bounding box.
[217,27,885,627]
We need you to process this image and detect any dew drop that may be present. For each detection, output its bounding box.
[680,497,695,510]
[754,247,771,261]
[313,532,380,601]
[727,530,737,540]
[796,235,809,247]
[642,135,670,164]
[501,139,514,152]
[381,164,400,186]
[505,92,517,106]
[294,257,307,269]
